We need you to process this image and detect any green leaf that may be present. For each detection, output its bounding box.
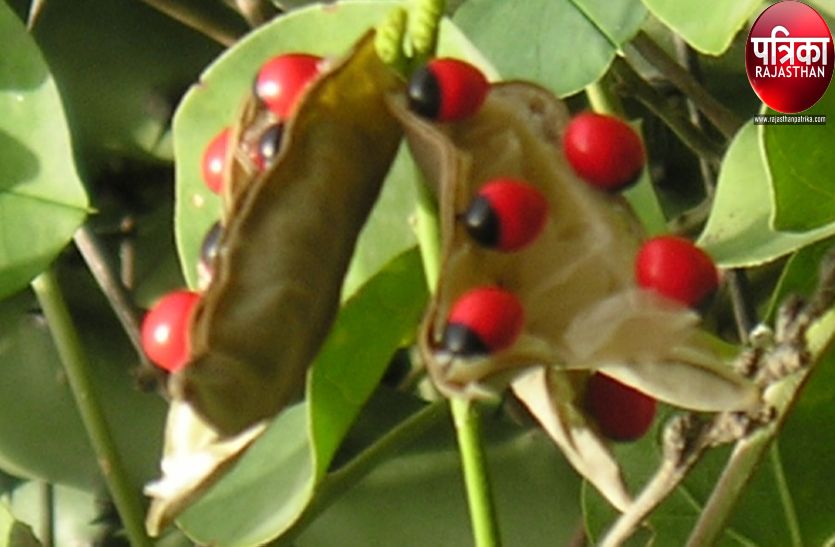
[11,482,103,545]
[177,249,428,545]
[697,123,835,267]
[777,343,835,544]
[26,0,230,165]
[0,501,38,547]
[641,0,761,55]
[298,392,583,546]
[0,280,167,491]
[766,237,835,321]
[0,2,88,300]
[766,86,835,232]
[453,0,646,97]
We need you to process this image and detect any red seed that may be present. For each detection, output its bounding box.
[254,53,322,118]
[408,58,489,121]
[585,373,656,442]
[635,236,719,307]
[464,178,549,252]
[443,286,524,355]
[563,112,645,192]
[140,290,201,372]
[201,128,231,194]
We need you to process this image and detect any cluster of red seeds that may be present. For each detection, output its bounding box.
[141,53,324,373]
[409,59,722,442]
[144,55,720,444]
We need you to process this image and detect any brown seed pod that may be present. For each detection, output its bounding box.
[390,81,759,510]
[390,82,757,412]
[175,34,404,436]
[146,33,404,534]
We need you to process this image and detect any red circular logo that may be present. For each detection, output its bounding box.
[746,1,833,113]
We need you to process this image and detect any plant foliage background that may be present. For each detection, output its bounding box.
[0,0,833,545]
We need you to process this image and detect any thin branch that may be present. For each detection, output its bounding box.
[600,414,712,546]
[31,270,152,547]
[628,32,743,139]
[687,259,835,546]
[137,0,244,46]
[672,35,718,198]
[26,0,47,30]
[38,482,53,547]
[610,58,725,167]
[726,269,758,345]
[234,0,278,27]
[73,226,149,369]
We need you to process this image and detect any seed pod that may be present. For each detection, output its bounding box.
[172,33,403,436]
[389,81,758,410]
[391,81,758,511]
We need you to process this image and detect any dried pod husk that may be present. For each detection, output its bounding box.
[511,367,632,511]
[389,82,759,413]
[146,33,404,533]
[144,401,265,535]
[174,32,404,436]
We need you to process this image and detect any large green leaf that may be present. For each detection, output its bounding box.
[453,0,646,97]
[641,0,761,55]
[0,281,167,492]
[177,249,428,545]
[698,123,835,267]
[21,0,231,165]
[173,1,493,293]
[0,2,88,300]
[297,391,583,547]
[765,86,835,232]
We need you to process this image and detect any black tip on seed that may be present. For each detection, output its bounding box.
[259,123,284,169]
[463,195,500,248]
[407,66,441,119]
[441,322,489,356]
[200,221,224,273]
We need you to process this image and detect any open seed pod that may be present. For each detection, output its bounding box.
[390,81,757,412]
[172,32,404,437]
[146,33,404,534]
[389,81,760,509]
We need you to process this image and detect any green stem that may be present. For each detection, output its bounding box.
[412,174,502,546]
[413,177,442,291]
[38,482,53,547]
[31,270,151,547]
[451,398,502,547]
[274,401,450,545]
